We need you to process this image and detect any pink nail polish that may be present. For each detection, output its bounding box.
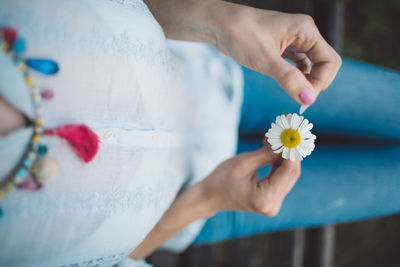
[299,88,316,105]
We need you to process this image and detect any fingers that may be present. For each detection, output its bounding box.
[283,48,311,74]
[289,16,342,92]
[236,147,281,174]
[268,54,317,105]
[269,15,341,105]
[306,36,342,91]
[253,159,301,217]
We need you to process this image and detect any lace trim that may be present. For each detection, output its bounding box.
[65,251,128,267]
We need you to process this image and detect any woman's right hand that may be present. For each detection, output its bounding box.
[144,0,342,106]
[209,2,342,106]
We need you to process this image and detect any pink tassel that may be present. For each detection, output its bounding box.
[45,124,99,163]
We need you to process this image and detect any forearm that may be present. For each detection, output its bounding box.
[129,179,223,259]
[144,0,222,45]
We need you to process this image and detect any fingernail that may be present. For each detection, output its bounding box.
[299,87,316,105]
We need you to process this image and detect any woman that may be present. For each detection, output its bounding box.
[0,0,340,266]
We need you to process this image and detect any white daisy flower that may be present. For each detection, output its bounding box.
[265,113,316,161]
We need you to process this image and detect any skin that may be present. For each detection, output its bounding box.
[131,0,341,259]
[0,0,341,260]
[0,94,27,136]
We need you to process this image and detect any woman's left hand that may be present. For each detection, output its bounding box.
[131,145,301,259]
[200,146,301,217]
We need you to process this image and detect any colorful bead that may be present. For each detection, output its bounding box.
[32,156,59,184]
[33,135,41,143]
[35,107,42,116]
[5,182,14,193]
[14,58,27,72]
[34,126,44,134]
[38,145,48,155]
[23,158,33,168]
[17,177,42,191]
[26,58,59,75]
[34,98,41,106]
[25,75,34,87]
[14,173,29,184]
[13,37,26,54]
[15,167,28,182]
[27,151,37,161]
[1,26,17,45]
[1,41,9,51]
[0,190,5,200]
[18,62,27,72]
[33,91,41,105]
[31,142,39,152]
[41,89,54,100]
[36,118,43,126]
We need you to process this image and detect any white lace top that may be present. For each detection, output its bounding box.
[0,0,243,266]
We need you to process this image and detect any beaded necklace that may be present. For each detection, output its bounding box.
[0,26,100,216]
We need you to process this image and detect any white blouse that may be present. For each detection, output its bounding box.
[0,0,243,266]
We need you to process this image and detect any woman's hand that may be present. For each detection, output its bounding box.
[210,3,342,105]
[201,146,301,217]
[130,146,301,259]
[144,0,342,106]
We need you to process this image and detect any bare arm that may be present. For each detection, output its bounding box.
[130,148,301,259]
[131,0,342,259]
[144,0,341,105]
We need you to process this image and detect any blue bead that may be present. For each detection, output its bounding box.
[31,143,39,152]
[26,58,59,75]
[23,158,33,168]
[14,58,23,66]
[0,207,3,217]
[15,168,28,183]
[38,145,48,155]
[13,38,26,54]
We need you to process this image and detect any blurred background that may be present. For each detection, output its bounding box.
[147,0,400,266]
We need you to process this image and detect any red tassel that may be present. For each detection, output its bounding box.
[45,124,99,163]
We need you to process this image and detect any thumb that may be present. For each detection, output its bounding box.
[268,55,318,105]
[238,147,281,173]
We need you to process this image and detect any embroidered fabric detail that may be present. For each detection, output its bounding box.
[65,252,128,267]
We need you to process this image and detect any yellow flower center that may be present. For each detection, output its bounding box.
[281,129,301,148]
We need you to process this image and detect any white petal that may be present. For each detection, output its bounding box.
[299,140,315,155]
[273,146,285,154]
[302,132,317,140]
[265,132,281,139]
[298,118,309,132]
[289,148,296,162]
[271,143,283,150]
[296,144,308,157]
[268,138,282,145]
[268,125,283,135]
[276,116,285,129]
[286,114,293,126]
[267,138,280,145]
[299,104,309,115]
[299,123,314,135]
[290,114,299,129]
[294,149,303,161]
[280,115,290,128]
[282,147,290,159]
[271,122,284,132]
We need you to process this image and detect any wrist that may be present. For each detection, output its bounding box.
[144,0,218,44]
[154,177,224,232]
